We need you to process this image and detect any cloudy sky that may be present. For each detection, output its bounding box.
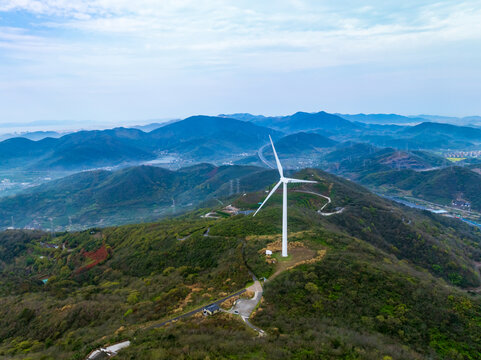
[0,0,480,127]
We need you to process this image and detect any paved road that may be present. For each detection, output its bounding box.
[203,227,210,237]
[148,288,247,330]
[294,190,344,216]
[257,143,275,169]
[227,280,265,336]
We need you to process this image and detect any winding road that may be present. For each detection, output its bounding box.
[147,288,247,330]
[258,143,275,169]
[294,190,344,216]
[258,143,344,217]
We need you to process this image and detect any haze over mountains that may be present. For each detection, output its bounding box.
[1,110,480,175]
[0,116,280,171]
[1,109,481,232]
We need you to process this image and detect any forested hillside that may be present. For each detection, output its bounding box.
[0,164,278,230]
[0,169,480,359]
[363,166,481,210]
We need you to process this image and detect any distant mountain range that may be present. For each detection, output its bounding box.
[223,111,359,134]
[0,110,480,175]
[402,122,481,140]
[336,113,425,124]
[223,111,481,150]
[0,116,281,171]
[337,113,481,126]
[0,130,66,142]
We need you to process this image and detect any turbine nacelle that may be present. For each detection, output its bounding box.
[282,177,316,184]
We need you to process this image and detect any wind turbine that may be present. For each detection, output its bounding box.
[254,136,317,257]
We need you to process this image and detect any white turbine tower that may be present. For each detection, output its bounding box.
[253,136,317,257]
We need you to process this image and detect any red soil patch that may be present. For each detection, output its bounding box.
[75,245,109,274]
[207,167,219,178]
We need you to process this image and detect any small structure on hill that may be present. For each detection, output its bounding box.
[452,200,471,210]
[265,249,273,256]
[223,205,239,215]
[203,303,220,316]
[86,340,131,359]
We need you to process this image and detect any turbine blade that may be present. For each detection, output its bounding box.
[269,135,283,178]
[253,180,282,216]
[285,178,318,184]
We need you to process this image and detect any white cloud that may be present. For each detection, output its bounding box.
[0,0,481,121]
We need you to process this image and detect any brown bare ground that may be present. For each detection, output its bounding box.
[173,285,204,313]
[270,248,325,280]
[220,295,240,309]
[241,290,255,299]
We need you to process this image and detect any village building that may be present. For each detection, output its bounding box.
[203,303,220,316]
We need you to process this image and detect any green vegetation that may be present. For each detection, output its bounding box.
[362,166,481,210]
[115,228,481,360]
[0,169,480,359]
[324,146,446,180]
[0,164,277,230]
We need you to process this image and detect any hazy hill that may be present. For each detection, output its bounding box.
[323,142,378,162]
[0,164,278,230]
[402,122,481,141]
[261,132,338,159]
[37,128,154,169]
[149,115,281,152]
[220,111,481,150]
[275,111,358,133]
[131,120,179,132]
[218,113,267,122]
[0,128,153,170]
[223,111,358,134]
[276,132,337,151]
[337,113,425,124]
[2,113,481,173]
[324,146,445,179]
[417,114,481,126]
[0,168,480,358]
[0,117,280,170]
[363,166,481,210]
[0,130,64,142]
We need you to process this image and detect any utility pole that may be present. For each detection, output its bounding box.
[50,218,55,237]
